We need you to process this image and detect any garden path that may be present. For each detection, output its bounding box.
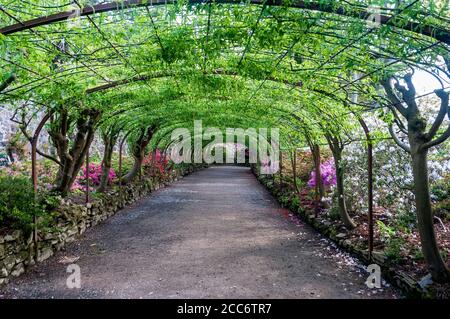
[0,166,398,298]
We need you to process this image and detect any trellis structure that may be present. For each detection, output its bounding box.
[0,0,449,282]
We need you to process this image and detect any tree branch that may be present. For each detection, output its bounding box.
[423,125,450,149]
[380,78,408,117]
[394,118,408,135]
[388,123,411,153]
[15,111,62,165]
[399,74,419,114]
[35,149,61,165]
[387,104,408,134]
[0,73,16,92]
[444,56,450,75]
[427,89,449,140]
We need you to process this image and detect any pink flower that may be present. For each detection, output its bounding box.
[143,150,170,177]
[75,163,117,187]
[308,159,337,188]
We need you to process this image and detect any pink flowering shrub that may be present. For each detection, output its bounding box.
[307,159,336,188]
[72,163,116,190]
[143,149,170,177]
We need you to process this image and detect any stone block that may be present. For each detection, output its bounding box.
[0,265,8,278]
[1,255,16,271]
[342,239,352,247]
[15,250,29,264]
[11,263,24,277]
[67,226,78,237]
[3,230,22,242]
[37,247,53,262]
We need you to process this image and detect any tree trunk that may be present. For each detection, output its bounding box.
[121,126,155,184]
[333,149,356,229]
[50,109,101,196]
[123,154,144,183]
[313,144,324,199]
[411,147,450,282]
[98,134,117,192]
[53,130,97,196]
[291,149,299,194]
[381,74,450,282]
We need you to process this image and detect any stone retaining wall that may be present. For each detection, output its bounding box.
[0,164,206,285]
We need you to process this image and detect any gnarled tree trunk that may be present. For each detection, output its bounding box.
[382,74,450,282]
[121,126,155,184]
[411,147,450,282]
[49,108,102,196]
[326,133,356,229]
[312,144,324,199]
[97,130,119,192]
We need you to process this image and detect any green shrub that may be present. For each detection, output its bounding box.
[377,220,396,240]
[431,177,449,202]
[0,176,56,233]
[280,194,290,206]
[376,220,405,263]
[111,155,135,178]
[384,237,404,263]
[295,178,306,191]
[290,196,300,208]
[327,205,341,221]
[393,209,417,231]
[412,247,424,261]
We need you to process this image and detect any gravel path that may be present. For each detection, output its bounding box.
[0,166,399,299]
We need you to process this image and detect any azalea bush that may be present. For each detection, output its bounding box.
[72,163,117,191]
[343,139,450,220]
[307,158,337,189]
[143,150,170,178]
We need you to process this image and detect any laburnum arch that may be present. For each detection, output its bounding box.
[0,0,450,282]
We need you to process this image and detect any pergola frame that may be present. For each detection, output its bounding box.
[1,0,449,46]
[0,0,448,103]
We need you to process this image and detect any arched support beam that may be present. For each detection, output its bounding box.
[1,0,449,46]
